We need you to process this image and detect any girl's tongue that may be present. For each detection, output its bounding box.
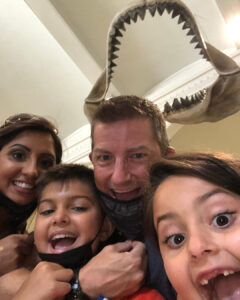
[51,236,76,253]
[214,272,240,300]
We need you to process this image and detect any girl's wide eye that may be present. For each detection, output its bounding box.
[212,212,234,228]
[165,233,185,249]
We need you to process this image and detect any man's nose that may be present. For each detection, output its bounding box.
[111,159,131,185]
[188,229,219,260]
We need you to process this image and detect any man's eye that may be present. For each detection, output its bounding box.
[164,233,185,249]
[131,153,146,159]
[100,155,111,161]
[94,154,112,163]
[212,212,235,228]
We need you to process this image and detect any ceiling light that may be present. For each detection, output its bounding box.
[226,14,240,44]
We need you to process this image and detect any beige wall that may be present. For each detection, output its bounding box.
[170,111,240,156]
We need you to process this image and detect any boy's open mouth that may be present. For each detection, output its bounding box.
[199,269,240,300]
[50,234,77,253]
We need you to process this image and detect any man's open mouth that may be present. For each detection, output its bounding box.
[112,187,141,201]
[199,269,240,300]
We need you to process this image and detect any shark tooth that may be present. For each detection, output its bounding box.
[166,5,173,14]
[177,14,185,24]
[157,3,166,16]
[109,45,120,53]
[148,4,157,17]
[128,9,138,22]
[110,36,121,46]
[136,7,146,20]
[190,35,199,44]
[199,48,208,59]
[109,61,117,69]
[123,14,131,24]
[164,102,172,113]
[187,28,195,36]
[171,8,179,19]
[182,21,191,30]
[110,53,118,60]
[172,98,181,109]
[116,18,126,31]
[194,42,202,49]
[181,97,191,107]
[114,27,123,37]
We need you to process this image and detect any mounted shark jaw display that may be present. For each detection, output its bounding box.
[84,0,240,124]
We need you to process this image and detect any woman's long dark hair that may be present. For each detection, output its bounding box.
[0,113,62,163]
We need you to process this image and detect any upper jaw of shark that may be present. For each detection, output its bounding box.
[84,0,240,124]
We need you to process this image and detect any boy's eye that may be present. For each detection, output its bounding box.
[72,206,88,212]
[212,212,235,228]
[40,209,55,216]
[165,233,185,248]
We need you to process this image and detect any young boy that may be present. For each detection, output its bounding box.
[14,164,114,300]
[14,164,164,300]
[146,152,240,300]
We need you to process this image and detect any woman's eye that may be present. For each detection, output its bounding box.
[165,233,185,248]
[40,158,55,170]
[10,151,26,161]
[212,212,235,228]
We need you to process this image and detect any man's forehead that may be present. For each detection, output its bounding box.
[93,118,153,134]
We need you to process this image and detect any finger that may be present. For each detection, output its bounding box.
[53,282,72,298]
[130,241,146,257]
[113,241,134,253]
[54,268,74,282]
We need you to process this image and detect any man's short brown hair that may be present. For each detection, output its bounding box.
[91,95,169,155]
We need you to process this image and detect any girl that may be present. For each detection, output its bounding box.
[145,152,240,300]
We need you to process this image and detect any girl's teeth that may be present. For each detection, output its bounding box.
[200,279,208,286]
[200,270,235,286]
[223,270,234,276]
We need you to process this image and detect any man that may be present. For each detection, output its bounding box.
[79,95,176,300]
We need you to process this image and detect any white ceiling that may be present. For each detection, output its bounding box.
[0,0,239,154]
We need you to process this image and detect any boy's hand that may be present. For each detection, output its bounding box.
[79,240,147,298]
[0,233,33,275]
[12,261,73,300]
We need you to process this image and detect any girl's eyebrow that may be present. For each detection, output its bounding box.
[156,189,231,226]
[156,213,176,227]
[196,188,231,204]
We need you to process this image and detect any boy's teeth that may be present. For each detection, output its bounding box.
[52,234,74,240]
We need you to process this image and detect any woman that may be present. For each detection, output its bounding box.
[0,113,62,276]
[145,152,240,300]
